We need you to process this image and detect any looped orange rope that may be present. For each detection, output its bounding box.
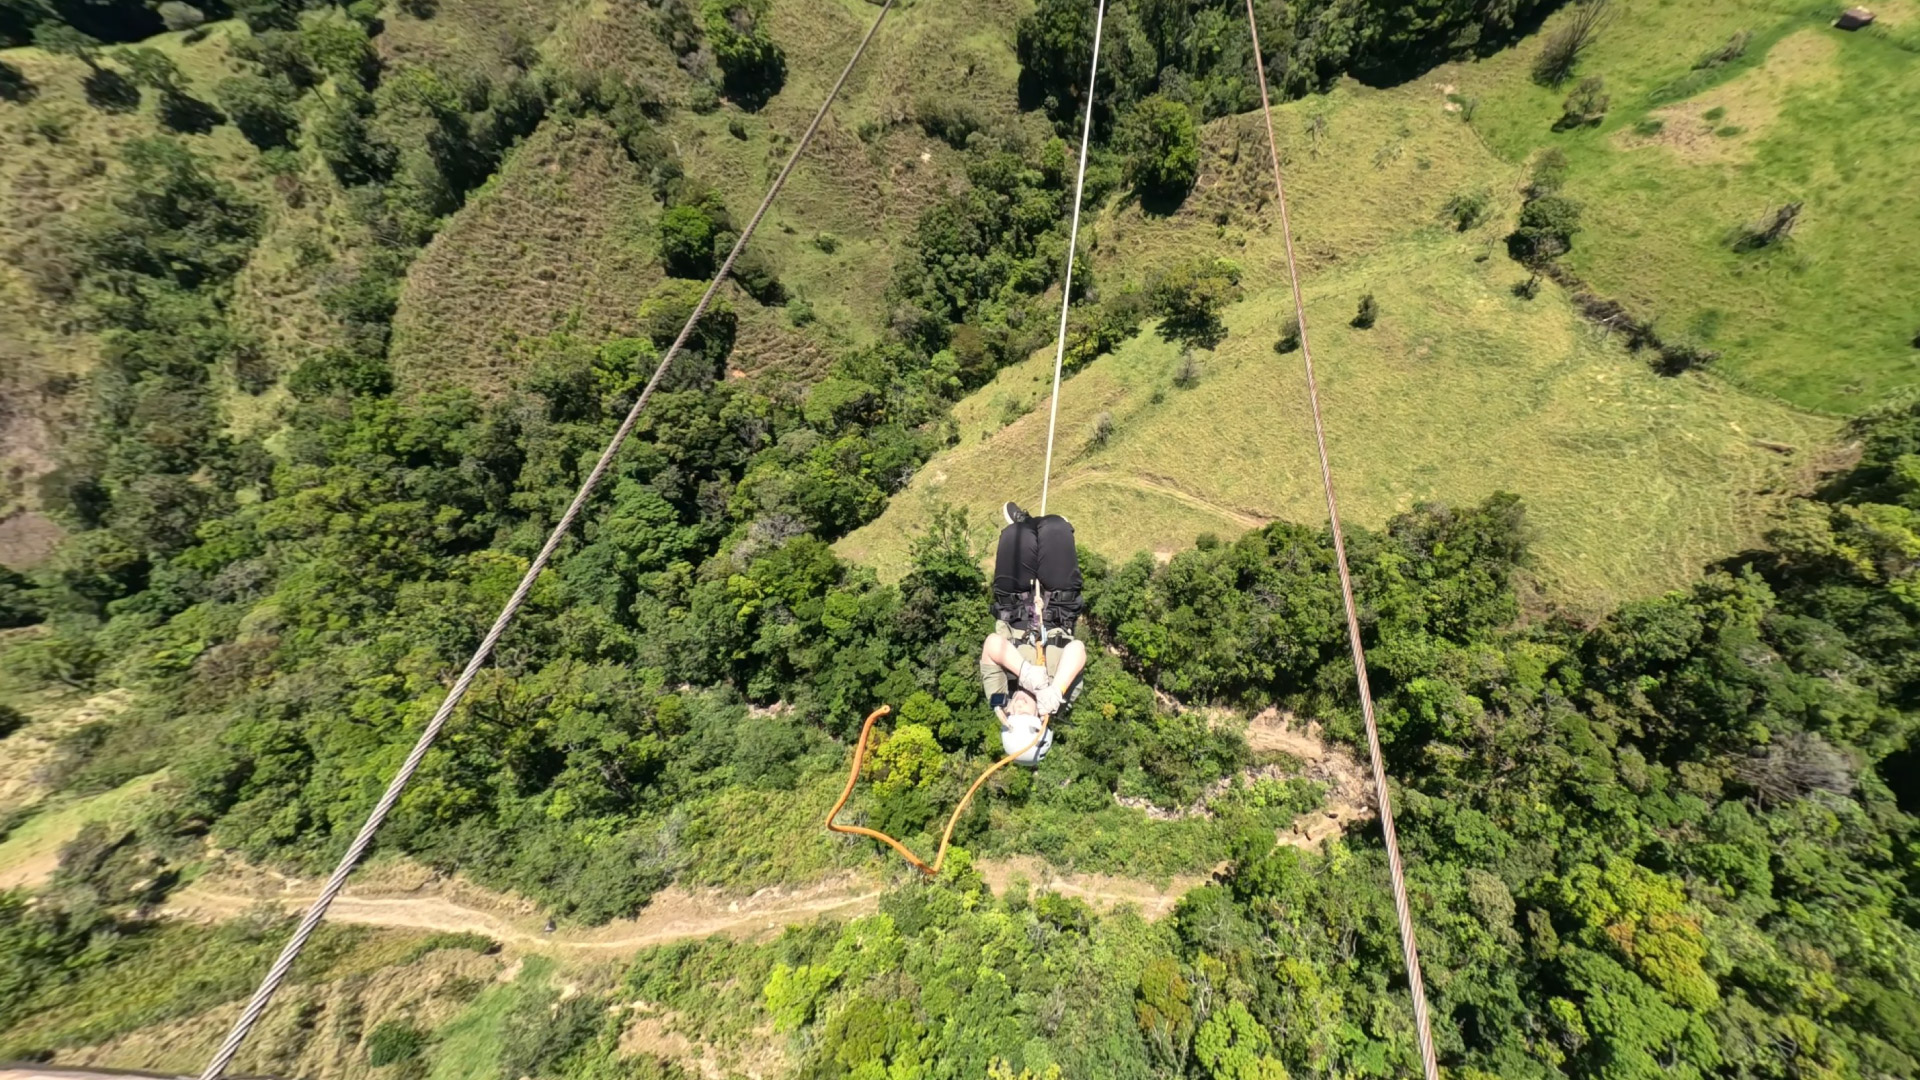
[825,705,1051,876]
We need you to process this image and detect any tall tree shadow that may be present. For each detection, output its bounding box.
[159,91,224,134]
[84,67,141,112]
[0,59,34,102]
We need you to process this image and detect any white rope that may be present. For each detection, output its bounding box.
[1242,2,1440,1076]
[193,4,896,1076]
[1037,0,1107,517]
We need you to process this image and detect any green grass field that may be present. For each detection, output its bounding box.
[837,54,1844,613]
[0,770,164,889]
[1452,0,1920,412]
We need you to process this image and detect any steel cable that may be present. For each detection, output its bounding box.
[1242,2,1442,1076]
[195,4,896,1075]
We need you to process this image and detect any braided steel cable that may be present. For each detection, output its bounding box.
[1242,2,1441,1076]
[1037,0,1107,516]
[195,4,896,1075]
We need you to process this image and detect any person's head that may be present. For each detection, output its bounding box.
[1006,688,1038,716]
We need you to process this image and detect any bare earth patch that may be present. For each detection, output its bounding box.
[1243,709,1377,849]
[1616,29,1841,163]
[619,1005,788,1080]
[165,857,886,954]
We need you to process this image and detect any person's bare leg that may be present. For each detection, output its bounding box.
[980,633,1027,673]
[1050,638,1087,691]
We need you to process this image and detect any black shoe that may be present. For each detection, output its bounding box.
[1003,501,1028,526]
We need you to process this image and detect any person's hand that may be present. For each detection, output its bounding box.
[1035,684,1062,716]
[1018,661,1051,694]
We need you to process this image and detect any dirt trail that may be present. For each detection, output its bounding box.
[164,865,885,953]
[161,851,1201,957]
[1055,469,1275,530]
[0,1060,186,1068]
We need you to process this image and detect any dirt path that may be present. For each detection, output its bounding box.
[161,851,1202,958]
[164,866,886,954]
[0,1060,185,1068]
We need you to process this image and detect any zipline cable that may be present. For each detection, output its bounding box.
[1241,2,1441,1077]
[1037,0,1107,516]
[195,4,896,1076]
[826,0,1104,876]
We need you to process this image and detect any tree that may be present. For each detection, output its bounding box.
[0,565,44,628]
[1734,201,1802,252]
[1148,257,1242,348]
[0,57,31,102]
[33,22,101,68]
[1508,194,1583,264]
[1442,187,1491,230]
[1556,75,1609,129]
[233,0,301,33]
[120,45,221,133]
[1352,292,1378,328]
[1533,0,1613,87]
[1274,316,1301,353]
[216,74,300,150]
[1015,0,1093,122]
[701,0,784,109]
[659,203,721,278]
[1122,94,1200,204]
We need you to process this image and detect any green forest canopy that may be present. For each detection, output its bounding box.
[0,1,1915,1078]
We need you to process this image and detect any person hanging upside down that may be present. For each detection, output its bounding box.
[978,501,1087,765]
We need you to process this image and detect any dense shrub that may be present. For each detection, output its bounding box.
[701,0,783,109]
[1121,94,1200,204]
[364,1020,425,1067]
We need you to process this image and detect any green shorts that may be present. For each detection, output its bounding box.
[980,620,1083,710]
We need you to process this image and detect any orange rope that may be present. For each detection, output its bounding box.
[825,705,1051,876]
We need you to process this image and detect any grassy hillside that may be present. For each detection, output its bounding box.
[389,0,1041,395]
[839,71,1837,613]
[1455,0,1920,412]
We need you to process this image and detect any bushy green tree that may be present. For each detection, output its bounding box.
[1147,257,1242,347]
[1508,193,1582,263]
[1121,93,1200,203]
[701,0,784,109]
[215,74,300,150]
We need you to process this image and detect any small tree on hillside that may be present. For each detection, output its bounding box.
[1441,187,1491,231]
[216,74,299,150]
[1352,293,1379,329]
[1733,202,1802,252]
[1508,194,1583,264]
[702,0,784,110]
[1148,257,1242,348]
[1274,316,1301,354]
[1556,76,1609,130]
[120,45,221,133]
[0,58,32,102]
[1532,0,1613,87]
[659,203,722,278]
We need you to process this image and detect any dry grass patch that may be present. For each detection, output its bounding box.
[389,117,661,397]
